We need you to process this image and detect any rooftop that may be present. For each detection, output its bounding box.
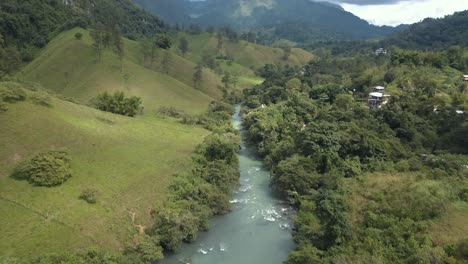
[369,92,384,98]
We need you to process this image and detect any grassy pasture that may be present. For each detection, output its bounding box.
[0,90,209,256]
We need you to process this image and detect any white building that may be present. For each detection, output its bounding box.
[368,86,390,109]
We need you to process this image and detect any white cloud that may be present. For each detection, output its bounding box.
[340,0,468,26]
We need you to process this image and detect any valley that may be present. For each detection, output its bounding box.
[0,0,467,263]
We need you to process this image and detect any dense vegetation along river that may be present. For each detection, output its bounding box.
[161,105,295,264]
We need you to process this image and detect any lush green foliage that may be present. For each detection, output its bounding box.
[149,103,240,252]
[92,91,143,117]
[242,47,468,263]
[13,151,72,187]
[0,81,27,112]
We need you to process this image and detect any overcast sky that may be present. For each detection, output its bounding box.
[330,0,468,26]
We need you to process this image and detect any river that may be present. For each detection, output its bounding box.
[160,105,295,264]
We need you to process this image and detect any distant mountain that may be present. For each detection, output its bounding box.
[133,0,404,43]
[384,10,468,49]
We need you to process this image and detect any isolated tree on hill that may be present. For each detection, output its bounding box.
[232,74,239,88]
[178,37,189,56]
[282,46,292,61]
[222,72,232,89]
[217,32,223,51]
[103,32,112,48]
[113,25,124,71]
[90,28,104,62]
[155,34,172,49]
[161,51,172,74]
[141,37,156,68]
[74,32,83,40]
[193,64,203,89]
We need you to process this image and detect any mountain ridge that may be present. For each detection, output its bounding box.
[133,0,405,44]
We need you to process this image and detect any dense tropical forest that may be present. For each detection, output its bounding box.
[242,46,468,263]
[0,0,467,263]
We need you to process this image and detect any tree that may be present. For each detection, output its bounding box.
[178,37,189,56]
[282,46,292,61]
[74,32,83,40]
[155,34,172,49]
[217,32,223,51]
[161,51,172,74]
[334,94,355,111]
[141,37,156,68]
[232,74,239,88]
[193,64,203,89]
[222,72,232,89]
[272,155,320,197]
[113,25,124,71]
[0,47,21,73]
[90,29,104,62]
[136,235,164,262]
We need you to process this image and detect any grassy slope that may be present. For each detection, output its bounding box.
[0,91,209,256]
[18,28,213,115]
[174,32,314,68]
[124,39,225,99]
[346,172,468,247]
[170,32,314,88]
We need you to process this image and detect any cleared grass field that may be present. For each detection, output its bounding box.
[19,28,213,115]
[171,32,314,70]
[0,91,209,257]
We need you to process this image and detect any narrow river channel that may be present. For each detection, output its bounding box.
[160,105,295,264]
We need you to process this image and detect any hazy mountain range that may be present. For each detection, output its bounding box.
[133,0,408,43]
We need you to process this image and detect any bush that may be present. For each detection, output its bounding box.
[91,91,143,117]
[395,160,410,172]
[157,106,185,118]
[30,93,53,107]
[74,32,83,40]
[79,188,99,204]
[181,114,199,125]
[14,151,72,187]
[0,101,7,112]
[0,82,27,103]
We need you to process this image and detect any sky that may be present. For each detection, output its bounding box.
[330,0,468,26]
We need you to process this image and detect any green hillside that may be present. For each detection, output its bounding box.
[173,32,314,69]
[0,82,209,256]
[18,28,214,115]
[124,39,225,98]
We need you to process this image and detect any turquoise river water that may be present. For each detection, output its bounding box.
[160,105,295,264]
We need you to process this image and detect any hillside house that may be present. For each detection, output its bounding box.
[463,75,468,81]
[375,48,387,56]
[368,86,391,109]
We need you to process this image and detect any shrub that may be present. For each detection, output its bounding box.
[395,160,410,172]
[91,91,143,117]
[0,82,27,103]
[157,106,185,118]
[181,114,199,125]
[79,188,98,204]
[30,93,53,107]
[0,101,7,112]
[74,32,83,40]
[15,151,72,187]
